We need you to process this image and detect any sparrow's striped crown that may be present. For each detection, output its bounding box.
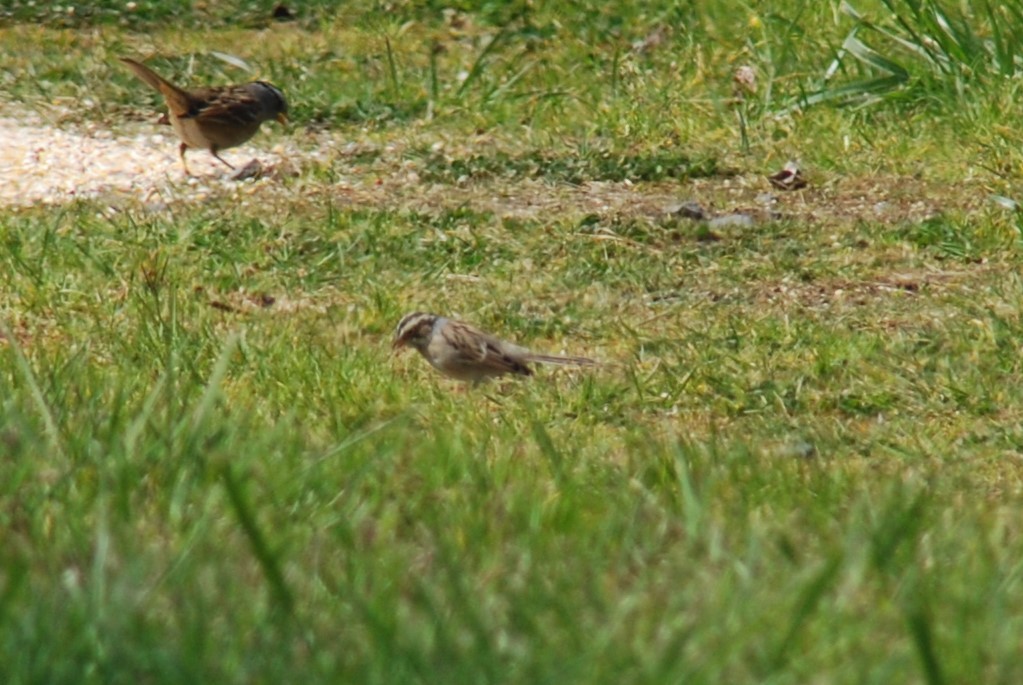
[393,312,439,350]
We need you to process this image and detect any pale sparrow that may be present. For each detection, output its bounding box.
[393,311,597,384]
[119,57,288,174]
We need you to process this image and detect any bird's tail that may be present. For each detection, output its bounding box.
[525,353,598,367]
[119,58,191,114]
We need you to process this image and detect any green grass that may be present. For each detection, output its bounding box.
[5,1,1023,683]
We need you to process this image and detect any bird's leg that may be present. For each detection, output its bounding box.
[210,146,236,170]
[179,142,192,176]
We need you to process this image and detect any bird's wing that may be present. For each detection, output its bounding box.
[479,337,533,376]
[186,86,266,125]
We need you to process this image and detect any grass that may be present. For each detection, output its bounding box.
[4,0,1023,683]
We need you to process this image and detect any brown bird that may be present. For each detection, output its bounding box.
[393,312,597,385]
[119,57,288,174]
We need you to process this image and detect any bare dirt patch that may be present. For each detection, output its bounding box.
[332,151,991,231]
[0,107,309,207]
[749,267,980,309]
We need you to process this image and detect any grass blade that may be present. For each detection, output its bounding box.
[455,25,508,99]
[221,464,295,616]
[768,555,843,671]
[384,35,400,101]
[842,34,909,78]
[1,322,64,460]
[529,416,564,483]
[906,603,946,685]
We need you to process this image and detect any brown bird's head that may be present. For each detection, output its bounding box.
[253,81,289,124]
[392,312,438,352]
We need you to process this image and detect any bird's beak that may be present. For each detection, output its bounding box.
[276,113,289,125]
[391,338,404,351]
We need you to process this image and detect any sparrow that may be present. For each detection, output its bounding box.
[119,57,288,174]
[392,311,597,384]
[767,160,807,190]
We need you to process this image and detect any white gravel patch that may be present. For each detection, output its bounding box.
[0,108,300,207]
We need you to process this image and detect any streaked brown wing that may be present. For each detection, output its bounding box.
[188,87,263,126]
[480,338,533,376]
[444,321,532,377]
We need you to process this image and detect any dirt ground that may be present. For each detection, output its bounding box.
[0,103,993,233]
